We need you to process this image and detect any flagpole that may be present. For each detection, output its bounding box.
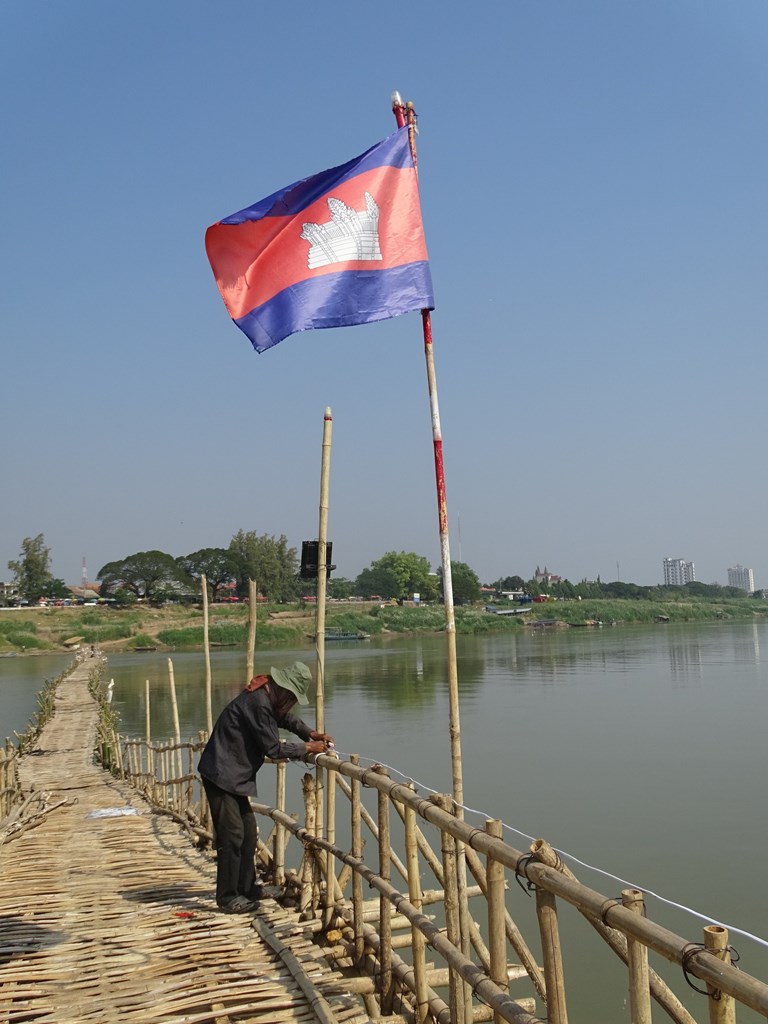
[391,93,464,814]
[393,93,473,1024]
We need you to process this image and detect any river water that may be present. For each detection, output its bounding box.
[3,622,767,1020]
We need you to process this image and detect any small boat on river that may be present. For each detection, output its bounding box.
[311,628,371,641]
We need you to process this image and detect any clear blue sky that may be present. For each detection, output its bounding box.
[2,1,766,589]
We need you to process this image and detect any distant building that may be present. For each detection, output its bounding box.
[0,581,20,605]
[534,565,562,585]
[727,564,755,593]
[663,557,696,586]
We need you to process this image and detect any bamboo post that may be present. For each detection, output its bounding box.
[437,793,463,1024]
[299,772,318,914]
[246,578,257,684]
[704,925,737,1024]
[144,679,152,788]
[351,753,365,966]
[535,878,568,1024]
[274,760,286,886]
[622,888,652,1024]
[378,767,394,1013]
[486,819,508,1024]
[405,796,429,1024]
[201,574,213,734]
[167,659,182,810]
[324,753,338,927]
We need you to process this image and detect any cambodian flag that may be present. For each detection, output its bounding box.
[205,126,434,354]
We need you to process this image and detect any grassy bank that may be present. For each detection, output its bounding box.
[1,595,766,655]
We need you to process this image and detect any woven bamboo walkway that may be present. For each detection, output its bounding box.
[0,659,366,1024]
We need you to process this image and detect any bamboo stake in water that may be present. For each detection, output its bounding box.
[623,888,652,1024]
[201,574,212,734]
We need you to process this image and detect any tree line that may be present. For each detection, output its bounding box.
[5,534,757,606]
[4,533,483,606]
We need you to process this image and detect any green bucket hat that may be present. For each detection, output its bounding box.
[270,661,312,705]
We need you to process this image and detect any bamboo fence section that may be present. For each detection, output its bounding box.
[104,699,768,1024]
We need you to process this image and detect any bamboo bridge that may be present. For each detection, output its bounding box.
[3,656,768,1024]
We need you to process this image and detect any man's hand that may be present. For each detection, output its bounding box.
[309,730,335,746]
[306,740,327,755]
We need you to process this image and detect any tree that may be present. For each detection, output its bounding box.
[355,565,400,600]
[494,575,525,593]
[327,577,355,600]
[8,534,54,602]
[177,548,239,601]
[440,561,481,605]
[356,551,436,601]
[98,551,190,601]
[228,530,298,602]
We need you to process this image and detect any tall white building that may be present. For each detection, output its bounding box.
[728,564,755,593]
[663,557,696,586]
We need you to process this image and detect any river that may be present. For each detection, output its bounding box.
[3,622,767,1020]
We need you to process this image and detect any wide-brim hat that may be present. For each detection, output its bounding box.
[270,661,312,705]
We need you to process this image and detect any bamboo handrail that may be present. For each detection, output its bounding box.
[106,708,768,1024]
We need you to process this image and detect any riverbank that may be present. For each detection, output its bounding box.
[2,595,767,655]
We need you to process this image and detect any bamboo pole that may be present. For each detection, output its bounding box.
[392,95,472,1011]
[324,751,338,928]
[486,820,508,1024]
[274,760,286,886]
[704,925,737,1024]
[378,767,394,1013]
[313,408,332,890]
[535,883,568,1024]
[299,772,318,914]
[351,754,365,967]
[200,574,213,734]
[437,793,463,1024]
[144,679,152,789]
[405,798,429,1024]
[246,578,257,684]
[167,659,182,810]
[622,888,652,1024]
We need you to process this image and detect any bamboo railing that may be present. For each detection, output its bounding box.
[104,709,768,1024]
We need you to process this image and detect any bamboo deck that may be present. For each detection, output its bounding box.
[0,660,367,1024]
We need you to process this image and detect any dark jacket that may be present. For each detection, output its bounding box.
[198,686,311,796]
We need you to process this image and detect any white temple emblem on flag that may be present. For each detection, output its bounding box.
[301,192,382,269]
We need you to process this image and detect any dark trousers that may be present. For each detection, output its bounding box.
[202,778,258,907]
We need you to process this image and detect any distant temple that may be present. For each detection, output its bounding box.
[534,565,562,585]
